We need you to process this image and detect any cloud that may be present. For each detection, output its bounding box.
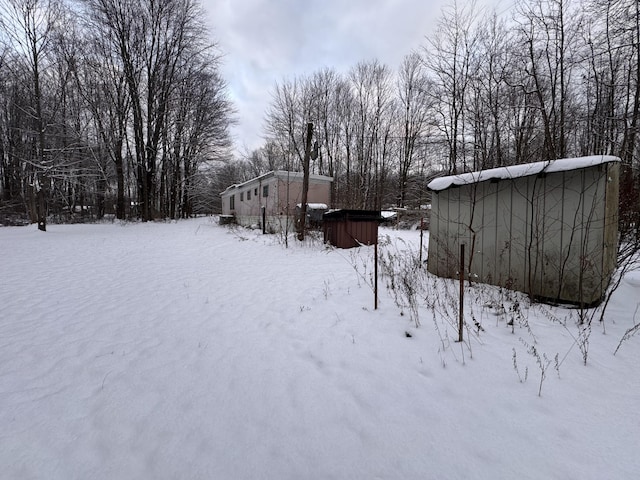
[203,0,448,154]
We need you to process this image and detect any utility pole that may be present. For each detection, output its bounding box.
[297,122,314,241]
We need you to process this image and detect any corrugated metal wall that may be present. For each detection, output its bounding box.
[428,163,619,305]
[325,220,379,249]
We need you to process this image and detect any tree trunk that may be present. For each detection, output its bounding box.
[297,122,313,241]
[115,150,126,219]
[36,184,46,231]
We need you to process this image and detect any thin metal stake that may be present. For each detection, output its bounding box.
[419,217,424,265]
[374,240,379,310]
[459,243,465,343]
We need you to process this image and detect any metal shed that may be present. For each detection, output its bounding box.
[323,210,383,249]
[427,156,620,305]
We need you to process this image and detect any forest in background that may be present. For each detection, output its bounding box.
[1,0,639,231]
[0,0,233,228]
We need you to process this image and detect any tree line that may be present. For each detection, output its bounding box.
[242,0,638,227]
[0,0,233,228]
[2,0,638,231]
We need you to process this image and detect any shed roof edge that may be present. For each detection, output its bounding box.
[427,155,620,192]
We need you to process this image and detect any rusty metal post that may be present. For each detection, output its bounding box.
[419,217,424,265]
[374,240,379,310]
[459,243,465,342]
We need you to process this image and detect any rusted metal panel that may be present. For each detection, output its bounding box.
[323,210,382,249]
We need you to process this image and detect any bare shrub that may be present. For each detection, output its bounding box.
[614,304,640,356]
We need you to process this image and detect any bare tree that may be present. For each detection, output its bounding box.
[75,8,132,219]
[348,59,394,209]
[168,61,233,219]
[423,0,479,174]
[466,12,513,169]
[81,0,232,220]
[512,0,583,161]
[0,0,64,230]
[396,52,432,207]
[264,77,310,173]
[614,0,640,169]
[307,68,341,180]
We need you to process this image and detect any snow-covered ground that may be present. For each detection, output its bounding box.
[1,218,638,479]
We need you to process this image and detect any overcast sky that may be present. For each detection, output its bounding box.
[201,0,453,155]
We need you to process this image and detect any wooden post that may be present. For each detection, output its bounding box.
[261,206,266,234]
[297,122,313,241]
[459,243,465,342]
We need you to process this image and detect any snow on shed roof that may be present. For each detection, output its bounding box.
[427,155,620,192]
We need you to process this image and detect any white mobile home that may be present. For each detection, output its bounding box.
[427,156,620,305]
[220,171,333,230]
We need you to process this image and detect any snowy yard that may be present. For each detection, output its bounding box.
[1,218,639,479]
